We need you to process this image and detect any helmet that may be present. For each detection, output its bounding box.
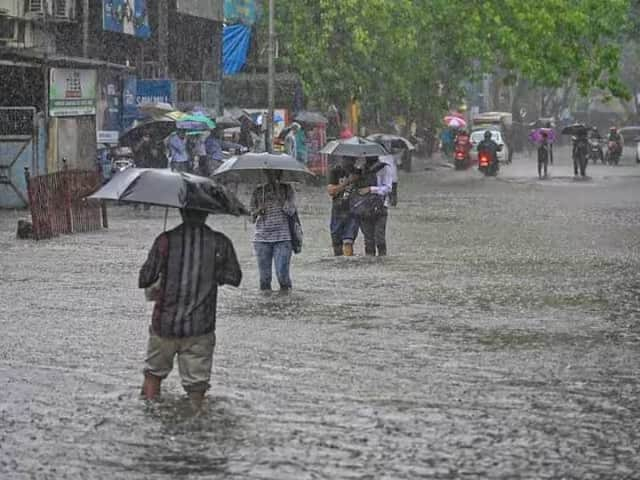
[484,130,492,140]
[591,126,598,131]
[610,126,617,132]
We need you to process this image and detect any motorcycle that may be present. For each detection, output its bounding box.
[588,139,604,164]
[478,148,499,176]
[605,140,622,165]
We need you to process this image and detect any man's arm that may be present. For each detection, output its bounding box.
[215,235,242,287]
[139,234,167,288]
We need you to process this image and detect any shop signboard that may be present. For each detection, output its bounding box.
[122,78,175,129]
[49,68,97,117]
[102,0,151,38]
[177,0,223,20]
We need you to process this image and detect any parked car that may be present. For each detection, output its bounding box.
[470,128,508,163]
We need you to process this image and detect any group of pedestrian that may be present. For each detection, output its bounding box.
[327,155,393,257]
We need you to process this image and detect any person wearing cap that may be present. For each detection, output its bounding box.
[138,208,242,411]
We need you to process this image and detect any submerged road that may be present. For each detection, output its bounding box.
[1,149,639,479]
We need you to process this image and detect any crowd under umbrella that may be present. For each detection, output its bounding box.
[119,117,176,146]
[89,168,250,223]
[366,133,416,151]
[213,152,315,184]
[319,136,388,157]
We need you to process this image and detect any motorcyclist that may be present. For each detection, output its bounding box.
[477,130,500,171]
[454,130,471,154]
[607,126,623,156]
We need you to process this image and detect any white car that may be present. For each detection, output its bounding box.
[470,129,508,163]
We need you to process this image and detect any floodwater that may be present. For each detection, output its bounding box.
[1,150,639,479]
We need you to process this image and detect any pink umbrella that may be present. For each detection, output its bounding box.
[444,116,467,128]
[529,127,556,144]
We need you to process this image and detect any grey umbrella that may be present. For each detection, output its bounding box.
[319,136,388,157]
[294,111,328,125]
[213,152,315,183]
[88,168,249,215]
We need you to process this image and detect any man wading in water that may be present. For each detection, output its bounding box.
[138,208,242,411]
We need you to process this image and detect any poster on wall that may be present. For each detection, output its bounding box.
[49,68,97,117]
[103,0,151,38]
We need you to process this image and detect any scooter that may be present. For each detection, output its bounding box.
[478,149,499,176]
[454,147,470,170]
[588,139,604,164]
[605,140,622,165]
[110,146,135,175]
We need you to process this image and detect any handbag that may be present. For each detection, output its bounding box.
[350,192,385,218]
[287,211,303,254]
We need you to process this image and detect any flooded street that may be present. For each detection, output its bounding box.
[1,151,639,479]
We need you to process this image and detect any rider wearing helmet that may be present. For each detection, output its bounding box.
[608,126,622,144]
[476,130,500,170]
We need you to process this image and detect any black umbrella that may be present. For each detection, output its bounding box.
[294,111,328,125]
[561,123,589,136]
[88,168,249,216]
[319,136,388,157]
[119,119,175,146]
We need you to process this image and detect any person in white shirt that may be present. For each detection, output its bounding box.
[356,157,393,256]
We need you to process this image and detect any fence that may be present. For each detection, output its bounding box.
[25,167,107,240]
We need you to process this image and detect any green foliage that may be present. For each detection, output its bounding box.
[268,0,632,121]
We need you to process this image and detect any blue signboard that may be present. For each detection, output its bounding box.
[103,0,151,38]
[122,78,175,129]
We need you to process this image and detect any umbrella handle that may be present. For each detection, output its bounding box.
[163,207,169,231]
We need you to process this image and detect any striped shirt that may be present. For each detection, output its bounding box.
[251,183,295,243]
[139,223,242,337]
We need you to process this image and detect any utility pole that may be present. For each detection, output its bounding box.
[42,0,49,172]
[158,0,169,78]
[266,0,275,153]
[82,0,89,57]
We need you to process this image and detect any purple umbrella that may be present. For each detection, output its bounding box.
[529,127,556,144]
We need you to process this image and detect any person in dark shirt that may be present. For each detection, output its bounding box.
[138,208,242,410]
[327,157,360,256]
[537,131,551,178]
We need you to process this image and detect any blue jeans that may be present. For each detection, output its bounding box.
[254,241,293,290]
[330,208,360,247]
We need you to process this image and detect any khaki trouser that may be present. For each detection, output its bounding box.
[144,330,216,393]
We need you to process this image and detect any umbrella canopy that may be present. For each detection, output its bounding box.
[139,102,175,118]
[294,111,328,125]
[366,133,416,151]
[215,115,241,129]
[89,168,249,215]
[119,118,175,146]
[529,127,556,144]
[319,137,388,157]
[561,123,589,136]
[176,113,216,131]
[213,152,315,183]
[444,116,467,128]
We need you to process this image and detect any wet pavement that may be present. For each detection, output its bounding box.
[1,148,639,479]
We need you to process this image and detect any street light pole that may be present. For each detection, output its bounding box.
[266,0,275,153]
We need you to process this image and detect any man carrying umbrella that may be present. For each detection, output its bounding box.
[327,156,360,256]
[138,208,242,410]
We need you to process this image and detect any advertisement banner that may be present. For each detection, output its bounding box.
[122,78,175,129]
[102,0,151,38]
[49,68,97,117]
[177,0,223,20]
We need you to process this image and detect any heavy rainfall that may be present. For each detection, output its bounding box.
[1,1,639,479]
